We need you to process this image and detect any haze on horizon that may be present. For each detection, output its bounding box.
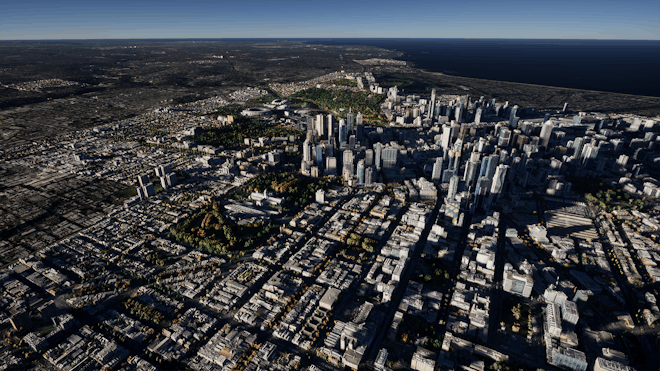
[1,0,659,41]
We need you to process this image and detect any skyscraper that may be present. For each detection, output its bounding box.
[302,139,312,162]
[382,148,398,169]
[365,149,374,167]
[356,112,364,140]
[431,157,443,181]
[448,174,459,201]
[490,164,509,195]
[339,120,347,149]
[475,107,482,124]
[375,142,382,170]
[316,114,325,138]
[316,145,324,169]
[509,105,519,128]
[540,120,554,149]
[326,157,337,176]
[346,109,354,133]
[327,114,334,138]
[464,160,480,188]
[427,89,436,118]
[365,167,374,185]
[357,160,365,185]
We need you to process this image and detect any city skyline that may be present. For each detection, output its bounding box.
[1,0,659,40]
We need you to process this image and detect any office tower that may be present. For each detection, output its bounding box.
[327,116,334,139]
[432,157,443,181]
[472,176,489,211]
[316,114,325,138]
[365,167,374,185]
[364,150,374,167]
[445,105,452,118]
[464,160,480,188]
[448,174,459,200]
[581,143,599,166]
[540,120,554,149]
[428,89,436,118]
[475,107,482,124]
[478,155,490,178]
[441,125,452,150]
[509,105,518,127]
[499,149,508,164]
[356,112,364,139]
[346,109,354,132]
[302,139,312,162]
[490,164,509,195]
[447,150,456,172]
[327,114,334,137]
[382,148,398,169]
[339,119,347,148]
[316,145,324,169]
[572,137,585,158]
[306,116,314,132]
[342,149,354,180]
[455,105,463,123]
[349,135,356,150]
[375,142,382,170]
[357,160,365,185]
[486,155,499,179]
[326,157,338,176]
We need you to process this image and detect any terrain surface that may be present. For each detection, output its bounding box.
[1,39,660,151]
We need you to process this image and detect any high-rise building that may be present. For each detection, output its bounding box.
[346,109,354,132]
[375,142,382,170]
[472,176,489,212]
[365,149,374,167]
[509,105,519,127]
[580,143,599,166]
[441,125,452,150]
[349,135,356,150]
[357,160,365,185]
[327,115,334,139]
[342,150,354,177]
[490,164,509,197]
[464,160,480,188]
[356,112,364,139]
[326,157,338,176]
[486,155,499,179]
[431,157,443,181]
[382,148,398,169]
[428,89,436,118]
[475,107,482,124]
[316,145,324,169]
[302,139,312,162]
[339,120,347,148]
[365,167,374,185]
[448,174,459,200]
[540,120,555,149]
[316,114,325,138]
[327,114,334,137]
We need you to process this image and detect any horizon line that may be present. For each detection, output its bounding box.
[1,37,660,42]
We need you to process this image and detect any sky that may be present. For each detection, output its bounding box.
[1,0,659,40]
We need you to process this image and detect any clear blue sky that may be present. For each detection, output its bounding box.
[1,0,659,40]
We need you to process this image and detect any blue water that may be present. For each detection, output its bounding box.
[305,38,660,97]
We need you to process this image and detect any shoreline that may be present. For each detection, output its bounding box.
[413,67,660,100]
